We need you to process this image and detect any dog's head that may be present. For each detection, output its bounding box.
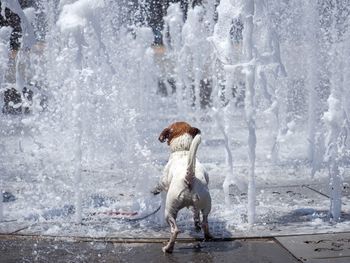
[158,122,201,146]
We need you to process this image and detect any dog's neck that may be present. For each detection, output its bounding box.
[169,133,193,153]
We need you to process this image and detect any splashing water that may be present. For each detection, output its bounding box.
[0,0,350,233]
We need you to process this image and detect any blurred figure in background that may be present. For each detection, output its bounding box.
[0,0,35,114]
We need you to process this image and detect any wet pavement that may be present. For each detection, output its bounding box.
[1,181,350,263]
[2,180,350,262]
[2,232,350,262]
[0,235,299,263]
[277,232,350,262]
[2,156,350,262]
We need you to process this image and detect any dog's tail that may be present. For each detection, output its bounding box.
[185,134,201,188]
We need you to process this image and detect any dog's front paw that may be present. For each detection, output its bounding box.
[151,189,160,195]
[194,222,201,232]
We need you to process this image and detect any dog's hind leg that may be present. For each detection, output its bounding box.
[202,209,213,241]
[162,213,180,253]
[192,206,201,232]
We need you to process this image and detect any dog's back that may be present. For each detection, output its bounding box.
[166,156,210,210]
[165,135,211,215]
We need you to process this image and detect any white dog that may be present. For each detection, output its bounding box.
[152,122,212,253]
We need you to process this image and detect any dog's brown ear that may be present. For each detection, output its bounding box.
[159,128,170,143]
[190,127,201,138]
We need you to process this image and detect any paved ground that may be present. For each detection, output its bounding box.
[2,180,350,262]
[0,235,299,263]
[277,232,350,263]
[1,232,350,262]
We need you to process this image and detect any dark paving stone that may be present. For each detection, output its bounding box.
[276,232,350,262]
[307,258,350,263]
[0,236,299,263]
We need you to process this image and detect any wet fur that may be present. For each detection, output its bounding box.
[153,122,212,253]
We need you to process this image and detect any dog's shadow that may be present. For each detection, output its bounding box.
[161,239,243,262]
[176,239,242,252]
[187,220,233,240]
[167,206,233,239]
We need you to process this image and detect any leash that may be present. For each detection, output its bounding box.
[83,205,161,222]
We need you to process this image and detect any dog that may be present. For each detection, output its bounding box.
[152,121,212,253]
